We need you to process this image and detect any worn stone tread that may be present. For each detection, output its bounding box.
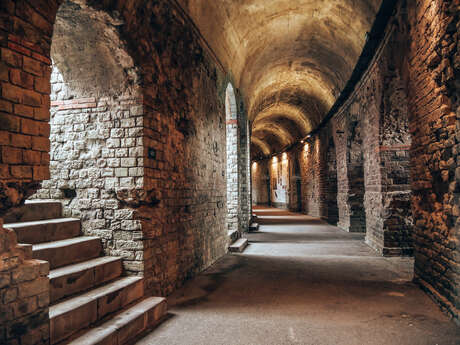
[229,238,248,253]
[49,256,121,280]
[50,276,144,344]
[32,236,102,269]
[3,200,63,223]
[49,256,123,303]
[4,218,81,244]
[50,276,143,318]
[66,297,167,345]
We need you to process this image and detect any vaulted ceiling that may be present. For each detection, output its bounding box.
[177,0,382,158]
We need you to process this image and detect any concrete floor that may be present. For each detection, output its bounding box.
[137,207,460,345]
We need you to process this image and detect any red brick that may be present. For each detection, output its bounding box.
[0,62,8,81]
[23,56,42,76]
[1,82,22,103]
[33,106,49,121]
[0,131,10,145]
[14,104,34,118]
[11,134,31,149]
[21,118,39,136]
[0,99,13,113]
[38,122,49,137]
[34,76,50,94]
[31,136,49,152]
[41,152,49,164]
[11,165,32,179]
[1,146,22,163]
[7,42,31,57]
[1,48,22,67]
[23,150,41,164]
[22,89,42,107]
[0,113,20,132]
[33,165,49,180]
[31,52,51,65]
[0,164,9,178]
[10,69,34,89]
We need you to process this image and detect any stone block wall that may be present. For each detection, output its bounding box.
[331,6,413,250]
[0,221,49,345]
[405,0,459,322]
[120,0,229,295]
[32,1,145,276]
[225,84,239,233]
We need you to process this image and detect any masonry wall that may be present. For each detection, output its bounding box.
[120,0,229,295]
[0,1,54,216]
[0,221,49,345]
[405,0,459,322]
[0,0,232,299]
[251,160,269,205]
[33,0,145,276]
[331,6,413,250]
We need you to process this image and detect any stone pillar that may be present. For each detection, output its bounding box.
[333,111,366,232]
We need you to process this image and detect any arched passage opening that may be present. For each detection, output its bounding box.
[225,83,239,233]
[32,0,144,273]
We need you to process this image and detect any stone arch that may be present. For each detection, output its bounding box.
[32,0,144,275]
[225,83,239,233]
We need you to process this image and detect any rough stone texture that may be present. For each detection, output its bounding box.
[126,0,230,295]
[333,110,367,233]
[0,0,55,215]
[251,160,269,205]
[405,0,460,323]
[331,5,413,253]
[32,1,145,277]
[0,220,50,345]
[226,84,239,233]
[0,0,237,298]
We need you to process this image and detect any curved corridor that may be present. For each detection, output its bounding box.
[137,207,460,345]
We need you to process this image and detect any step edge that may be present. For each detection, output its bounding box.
[49,256,122,279]
[4,218,80,228]
[50,276,143,319]
[32,236,100,251]
[66,297,167,345]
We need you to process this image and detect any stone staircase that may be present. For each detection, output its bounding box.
[3,200,167,345]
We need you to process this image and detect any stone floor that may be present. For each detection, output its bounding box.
[137,207,460,345]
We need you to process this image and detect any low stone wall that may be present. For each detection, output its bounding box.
[0,220,49,345]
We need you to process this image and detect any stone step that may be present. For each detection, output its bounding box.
[49,256,123,304]
[66,297,167,345]
[3,200,62,223]
[50,276,144,344]
[249,223,259,231]
[33,236,102,269]
[228,229,239,244]
[4,218,81,244]
[229,238,248,253]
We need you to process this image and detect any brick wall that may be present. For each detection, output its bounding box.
[405,0,459,322]
[0,221,49,345]
[121,0,229,295]
[0,0,56,215]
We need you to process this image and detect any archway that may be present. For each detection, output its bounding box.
[225,83,239,232]
[32,0,143,273]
